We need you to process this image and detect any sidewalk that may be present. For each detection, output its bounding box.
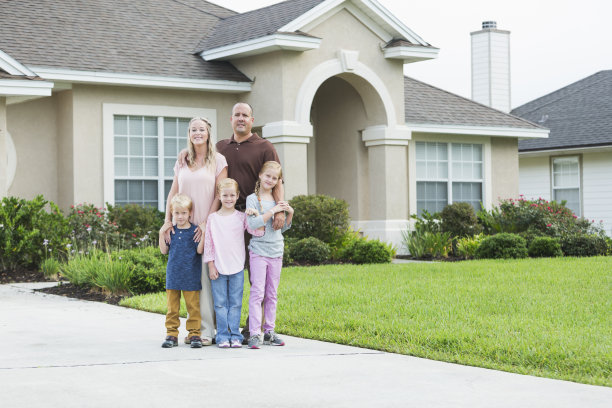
[1,282,610,408]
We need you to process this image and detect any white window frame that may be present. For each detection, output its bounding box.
[409,135,492,215]
[551,155,582,217]
[103,104,216,211]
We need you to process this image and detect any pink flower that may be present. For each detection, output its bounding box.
[547,223,552,227]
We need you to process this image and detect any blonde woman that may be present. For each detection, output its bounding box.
[164,117,227,346]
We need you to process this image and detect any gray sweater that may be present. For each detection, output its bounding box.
[246,193,291,258]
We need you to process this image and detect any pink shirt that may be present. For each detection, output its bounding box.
[174,152,227,225]
[203,211,262,275]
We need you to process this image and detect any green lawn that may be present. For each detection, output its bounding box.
[121,257,612,386]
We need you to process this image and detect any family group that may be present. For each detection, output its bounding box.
[157,102,294,350]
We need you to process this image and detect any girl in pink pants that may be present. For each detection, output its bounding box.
[245,161,294,349]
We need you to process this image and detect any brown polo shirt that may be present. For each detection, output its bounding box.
[216,133,280,208]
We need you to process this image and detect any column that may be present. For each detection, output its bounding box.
[262,121,313,200]
[0,97,7,197]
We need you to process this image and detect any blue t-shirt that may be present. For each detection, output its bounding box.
[165,223,202,291]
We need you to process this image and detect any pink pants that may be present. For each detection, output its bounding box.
[248,252,283,336]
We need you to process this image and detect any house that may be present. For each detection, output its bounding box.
[0,0,547,250]
[513,70,612,236]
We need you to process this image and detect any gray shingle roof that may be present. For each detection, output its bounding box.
[0,0,250,82]
[197,0,325,52]
[512,70,612,151]
[404,76,542,129]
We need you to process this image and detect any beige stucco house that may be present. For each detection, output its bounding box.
[0,0,547,250]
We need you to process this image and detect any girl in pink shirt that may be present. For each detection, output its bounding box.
[203,178,261,348]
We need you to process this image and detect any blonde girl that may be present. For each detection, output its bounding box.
[245,161,294,349]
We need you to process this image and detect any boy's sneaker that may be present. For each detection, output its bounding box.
[263,331,285,346]
[247,334,262,349]
[231,339,242,348]
[188,336,203,348]
[161,336,178,348]
[185,336,212,346]
[217,341,230,348]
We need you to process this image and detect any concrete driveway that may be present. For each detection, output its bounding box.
[1,282,610,408]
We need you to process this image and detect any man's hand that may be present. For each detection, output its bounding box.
[273,211,286,230]
[177,148,188,168]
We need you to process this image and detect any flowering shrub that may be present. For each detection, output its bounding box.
[478,196,602,238]
[67,203,121,252]
[106,203,164,248]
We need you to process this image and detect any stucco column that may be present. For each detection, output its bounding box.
[262,121,313,200]
[357,125,411,251]
[0,97,7,197]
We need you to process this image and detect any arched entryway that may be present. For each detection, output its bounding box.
[308,74,387,221]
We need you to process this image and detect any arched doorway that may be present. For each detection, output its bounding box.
[308,73,387,221]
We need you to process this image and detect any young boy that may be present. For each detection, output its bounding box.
[159,194,205,348]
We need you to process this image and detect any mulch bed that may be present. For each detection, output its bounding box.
[1,267,125,305]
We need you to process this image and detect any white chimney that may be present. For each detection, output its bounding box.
[471,21,511,112]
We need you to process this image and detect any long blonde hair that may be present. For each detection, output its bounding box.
[253,161,283,213]
[186,117,216,169]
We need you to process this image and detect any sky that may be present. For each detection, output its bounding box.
[208,0,612,109]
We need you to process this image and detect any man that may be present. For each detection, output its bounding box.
[216,102,285,342]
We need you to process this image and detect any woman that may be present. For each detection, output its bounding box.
[163,117,227,346]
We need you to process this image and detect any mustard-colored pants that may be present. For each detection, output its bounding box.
[165,289,201,337]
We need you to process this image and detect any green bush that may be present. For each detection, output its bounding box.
[289,237,331,265]
[286,195,350,245]
[92,256,133,296]
[560,234,608,257]
[40,257,61,280]
[455,233,485,259]
[0,195,69,271]
[339,237,394,264]
[402,229,452,259]
[59,251,105,287]
[475,233,528,259]
[112,246,167,294]
[528,236,562,258]
[67,203,120,252]
[106,203,164,248]
[283,238,296,266]
[440,202,483,238]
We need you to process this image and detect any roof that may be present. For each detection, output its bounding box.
[404,76,543,129]
[0,0,250,82]
[513,70,612,151]
[197,0,325,52]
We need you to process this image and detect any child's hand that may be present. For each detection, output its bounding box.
[245,208,259,216]
[285,204,294,215]
[209,264,219,280]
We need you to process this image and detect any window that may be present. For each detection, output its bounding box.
[113,115,189,210]
[416,142,483,214]
[552,156,580,216]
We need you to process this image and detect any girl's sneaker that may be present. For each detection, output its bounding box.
[264,331,285,346]
[231,339,242,348]
[248,334,262,349]
[217,341,230,348]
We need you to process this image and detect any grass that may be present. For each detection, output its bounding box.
[120,257,612,386]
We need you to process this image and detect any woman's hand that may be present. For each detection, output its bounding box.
[161,221,174,244]
[194,222,205,242]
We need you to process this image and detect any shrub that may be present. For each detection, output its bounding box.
[106,203,164,248]
[339,237,394,264]
[455,233,485,259]
[112,246,167,294]
[478,197,603,238]
[290,237,331,265]
[59,251,105,287]
[92,255,134,296]
[528,236,562,258]
[283,238,296,266]
[475,233,528,259]
[40,258,61,280]
[440,202,483,238]
[67,203,120,252]
[559,234,608,257]
[286,195,350,245]
[0,195,69,271]
[402,229,452,259]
